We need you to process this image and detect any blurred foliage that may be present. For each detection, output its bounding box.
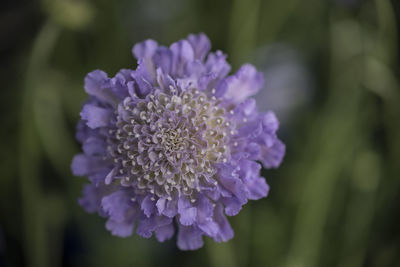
[1,0,400,266]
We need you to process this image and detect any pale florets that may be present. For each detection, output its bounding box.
[108,88,235,203]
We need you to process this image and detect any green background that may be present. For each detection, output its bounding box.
[1,0,400,266]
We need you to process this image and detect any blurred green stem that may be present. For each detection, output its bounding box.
[19,21,60,267]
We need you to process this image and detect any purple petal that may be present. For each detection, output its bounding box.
[141,195,156,218]
[156,198,166,214]
[224,64,264,103]
[101,190,132,222]
[178,197,197,226]
[105,219,134,238]
[170,40,194,77]
[155,223,175,242]
[162,199,178,218]
[71,154,107,176]
[222,197,244,216]
[177,225,204,250]
[205,51,231,78]
[195,197,218,236]
[78,184,101,213]
[217,166,248,204]
[80,104,112,129]
[133,39,158,61]
[136,215,171,238]
[246,177,269,200]
[132,39,158,80]
[84,70,118,105]
[153,47,173,75]
[262,111,279,133]
[131,65,154,97]
[260,138,286,168]
[82,136,106,155]
[212,204,234,242]
[187,33,211,61]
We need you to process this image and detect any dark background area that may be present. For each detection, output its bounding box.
[1,0,400,266]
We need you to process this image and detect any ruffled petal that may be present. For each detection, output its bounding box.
[260,138,286,168]
[80,104,112,129]
[105,219,134,238]
[132,39,158,81]
[136,215,171,238]
[101,190,133,222]
[177,225,204,250]
[205,51,231,78]
[222,197,243,216]
[224,64,264,103]
[153,47,173,76]
[170,40,194,77]
[217,166,248,204]
[141,195,156,218]
[187,33,211,61]
[82,136,106,155]
[212,204,234,242]
[155,222,175,242]
[84,70,119,106]
[71,154,107,176]
[78,184,101,213]
[195,196,218,237]
[178,196,197,226]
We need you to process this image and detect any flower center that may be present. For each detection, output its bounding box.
[107,88,236,202]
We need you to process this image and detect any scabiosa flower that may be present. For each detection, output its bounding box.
[71,33,285,250]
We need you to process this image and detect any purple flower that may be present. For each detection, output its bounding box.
[71,33,285,250]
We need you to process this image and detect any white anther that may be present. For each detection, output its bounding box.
[211,88,216,94]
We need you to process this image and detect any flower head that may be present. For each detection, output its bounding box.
[72,33,285,250]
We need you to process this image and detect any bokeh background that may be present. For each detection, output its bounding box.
[1,0,400,266]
